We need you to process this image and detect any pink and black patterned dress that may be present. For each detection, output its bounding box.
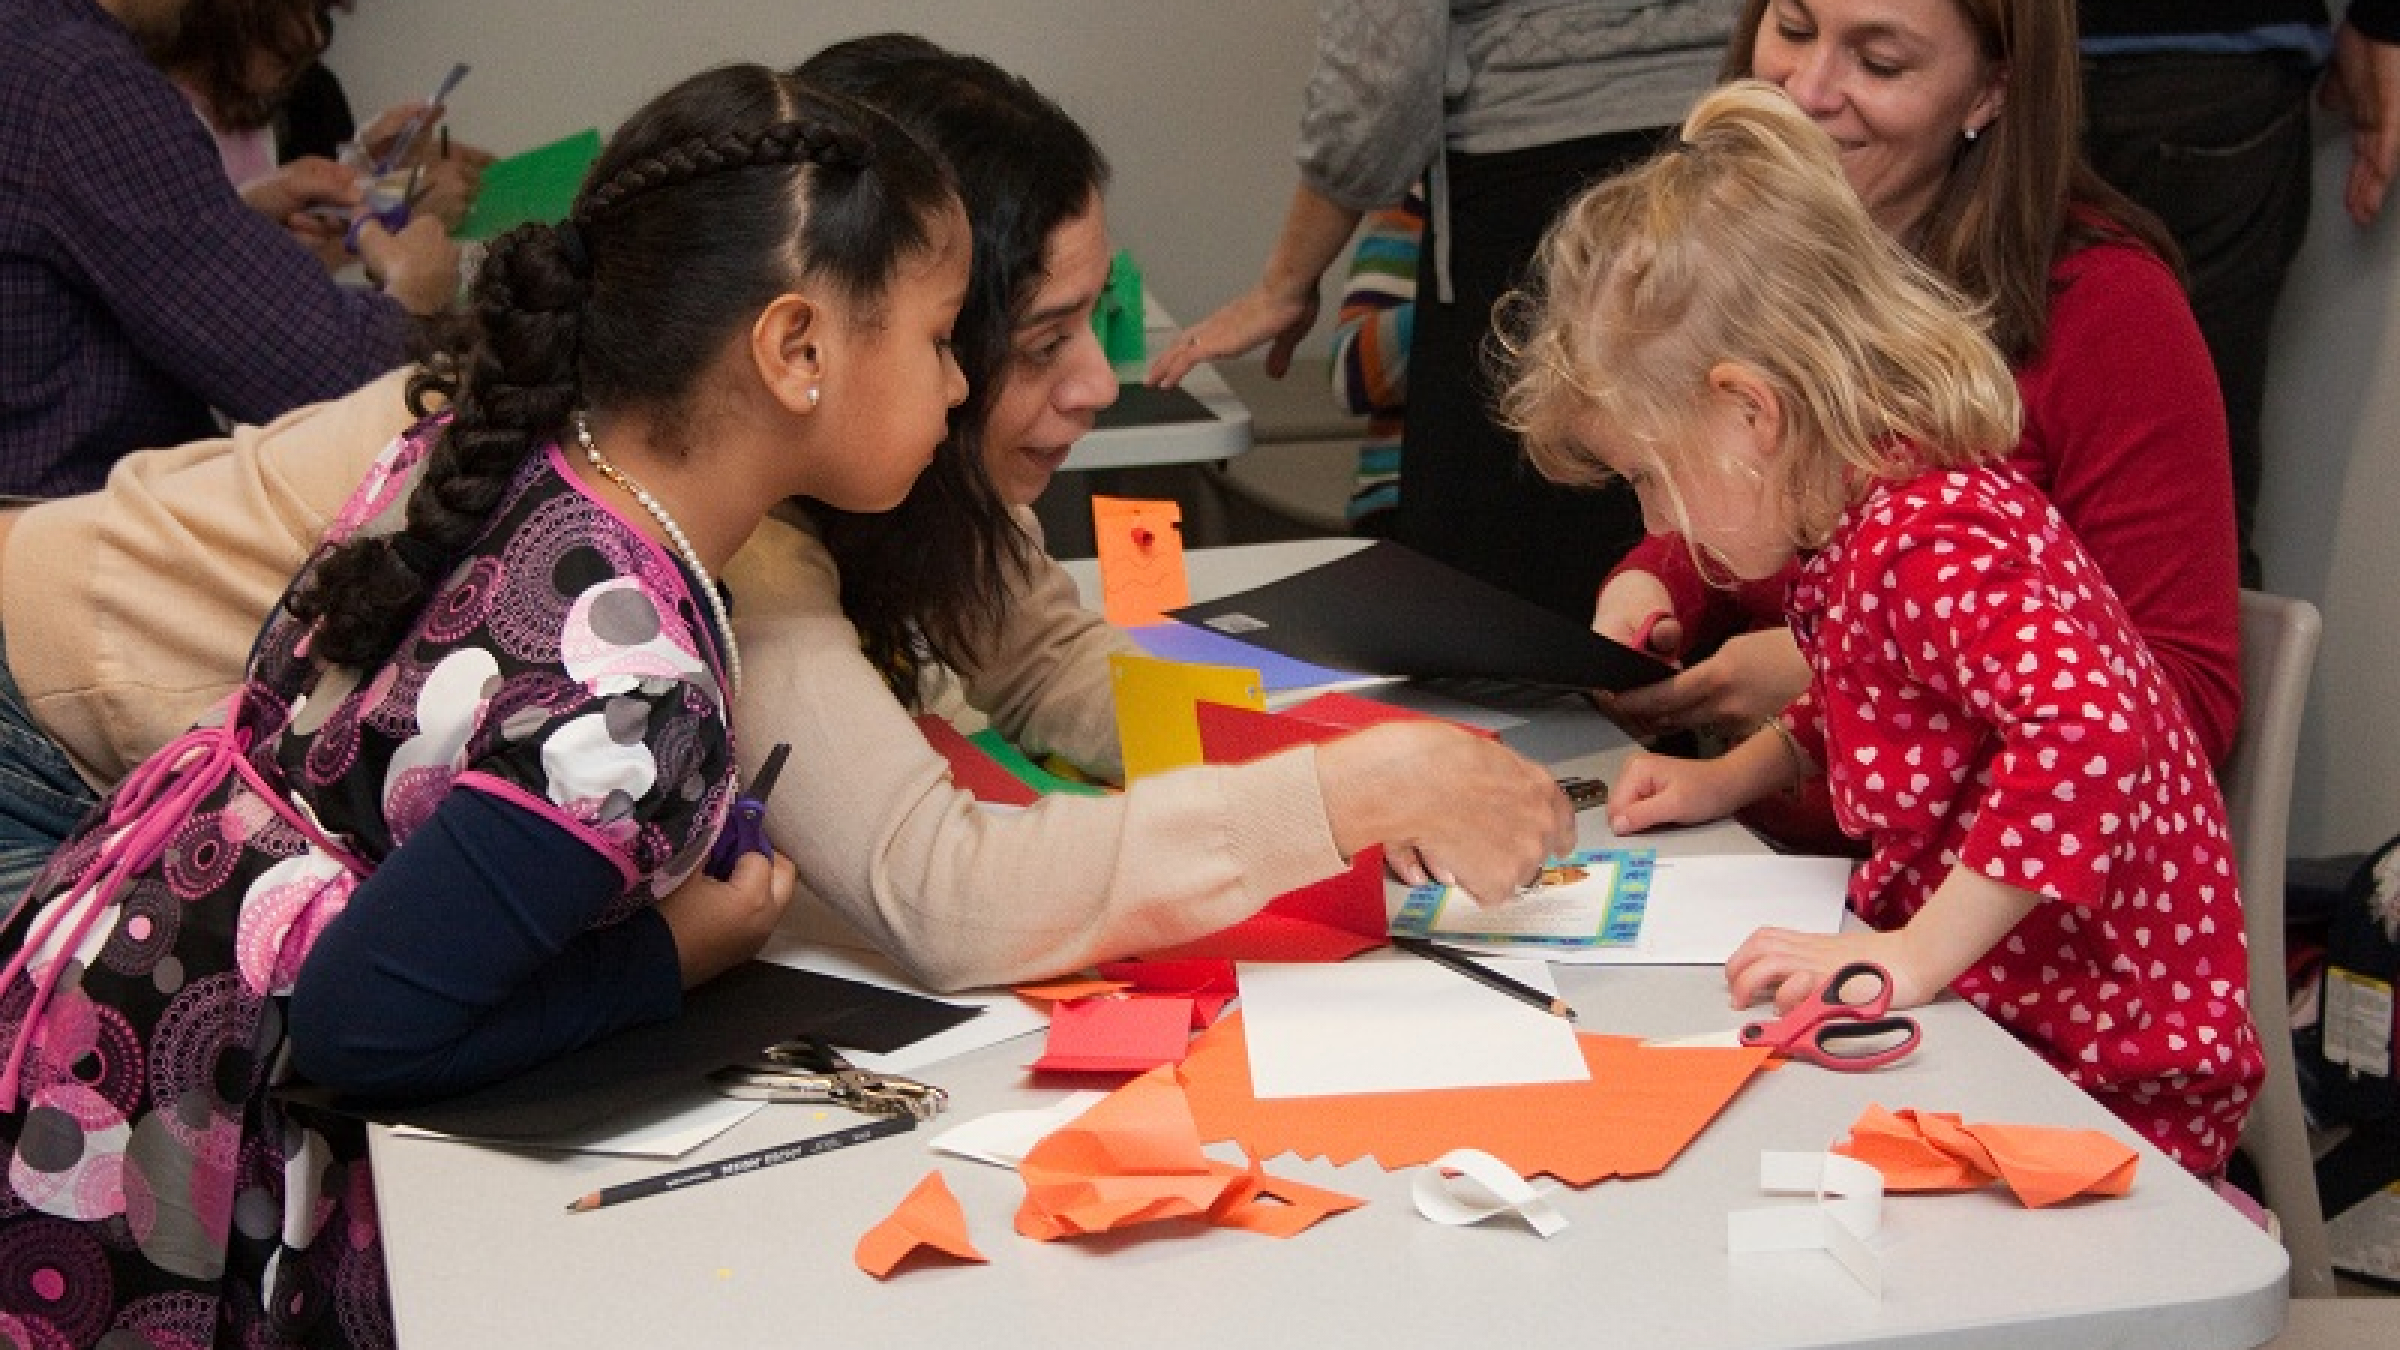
[1781,462,2262,1175]
[0,417,736,1347]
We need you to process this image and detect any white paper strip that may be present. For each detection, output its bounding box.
[1412,1148,1569,1238]
[928,1091,1108,1169]
[1727,1151,1886,1298]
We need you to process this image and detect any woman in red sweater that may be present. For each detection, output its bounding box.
[1594,0,2242,841]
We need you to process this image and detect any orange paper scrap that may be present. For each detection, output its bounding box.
[1093,496,1191,626]
[1030,996,1198,1075]
[1015,1064,1361,1242]
[1179,1013,1772,1187]
[1013,977,1132,1005]
[1834,1104,2138,1209]
[855,1171,988,1279]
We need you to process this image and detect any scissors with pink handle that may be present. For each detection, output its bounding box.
[1739,960,1921,1070]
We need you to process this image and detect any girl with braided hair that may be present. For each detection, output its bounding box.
[0,62,966,1347]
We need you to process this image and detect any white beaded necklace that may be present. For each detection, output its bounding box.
[572,411,741,697]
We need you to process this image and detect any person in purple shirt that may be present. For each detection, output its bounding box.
[0,0,457,497]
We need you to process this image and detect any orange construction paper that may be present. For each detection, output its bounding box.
[1093,496,1190,626]
[1207,1163,1365,1238]
[1013,978,1132,1004]
[1030,996,1198,1075]
[1015,1064,1240,1239]
[1178,1013,1772,1187]
[1834,1104,2139,1208]
[855,1171,987,1279]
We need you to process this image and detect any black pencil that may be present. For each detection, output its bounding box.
[566,1115,914,1213]
[1392,935,1578,1021]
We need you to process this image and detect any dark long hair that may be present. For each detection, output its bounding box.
[287,63,958,666]
[1722,0,2178,362]
[153,0,326,131]
[796,35,1112,702]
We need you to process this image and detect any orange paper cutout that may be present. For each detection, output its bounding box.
[1030,996,1197,1075]
[1178,1013,1773,1186]
[1208,1163,1365,1238]
[1093,496,1190,626]
[1834,1104,2138,1208]
[1014,1063,1364,1243]
[855,1171,988,1278]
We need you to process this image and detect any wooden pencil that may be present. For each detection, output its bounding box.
[1391,935,1578,1021]
[566,1114,914,1213]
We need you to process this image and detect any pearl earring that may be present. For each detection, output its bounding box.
[1963,124,1981,143]
[807,386,821,408]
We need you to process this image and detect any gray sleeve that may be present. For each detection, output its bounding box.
[1295,0,1448,210]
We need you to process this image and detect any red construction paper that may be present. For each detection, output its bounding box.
[855,1171,987,1278]
[1178,1013,1772,1187]
[1272,690,1499,740]
[1097,960,1239,1028]
[1137,853,1387,963]
[1834,1104,2138,1208]
[913,714,1041,808]
[1030,996,1197,1075]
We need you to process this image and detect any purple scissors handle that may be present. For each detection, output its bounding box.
[705,743,790,881]
[1739,960,1922,1070]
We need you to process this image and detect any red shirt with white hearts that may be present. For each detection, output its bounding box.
[1782,463,2262,1175]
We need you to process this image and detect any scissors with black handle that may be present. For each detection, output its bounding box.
[1738,960,1922,1070]
[705,742,789,881]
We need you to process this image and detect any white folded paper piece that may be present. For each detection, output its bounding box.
[1412,1148,1569,1238]
[928,1091,1108,1169]
[1727,1151,1886,1298]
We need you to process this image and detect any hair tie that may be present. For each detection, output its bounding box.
[555,218,592,277]
[387,532,450,581]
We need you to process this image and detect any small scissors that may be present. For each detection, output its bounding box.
[1738,960,1921,1070]
[705,742,790,880]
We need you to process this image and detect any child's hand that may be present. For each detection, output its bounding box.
[1725,926,1942,1013]
[657,849,796,988]
[1607,750,1749,834]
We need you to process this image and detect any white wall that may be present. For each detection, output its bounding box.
[326,0,1321,342]
[332,3,2400,858]
[2258,117,2400,859]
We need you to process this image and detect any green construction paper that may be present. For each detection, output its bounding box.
[456,128,603,241]
[1091,249,1146,364]
[967,728,1109,798]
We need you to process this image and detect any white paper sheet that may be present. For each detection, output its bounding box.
[1451,854,1853,966]
[392,1092,762,1159]
[1234,956,1589,1098]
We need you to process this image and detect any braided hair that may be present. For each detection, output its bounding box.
[796,36,1111,703]
[287,63,958,666]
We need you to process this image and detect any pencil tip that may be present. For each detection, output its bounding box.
[567,1197,595,1212]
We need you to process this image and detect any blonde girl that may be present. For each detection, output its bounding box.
[1503,80,2261,1177]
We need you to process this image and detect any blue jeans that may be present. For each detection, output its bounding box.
[0,634,101,903]
[2082,49,2317,590]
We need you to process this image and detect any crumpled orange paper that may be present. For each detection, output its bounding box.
[1014,1064,1360,1241]
[1179,1013,1772,1187]
[855,1171,987,1278]
[1833,1104,2138,1208]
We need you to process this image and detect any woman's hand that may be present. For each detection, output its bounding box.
[355,214,460,315]
[1147,283,1320,386]
[1317,722,1576,907]
[657,849,796,988]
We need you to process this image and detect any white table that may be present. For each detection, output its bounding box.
[369,541,2290,1349]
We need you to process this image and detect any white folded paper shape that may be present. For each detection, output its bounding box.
[1727,1150,1886,1298]
[928,1091,1108,1169]
[1412,1148,1569,1238]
